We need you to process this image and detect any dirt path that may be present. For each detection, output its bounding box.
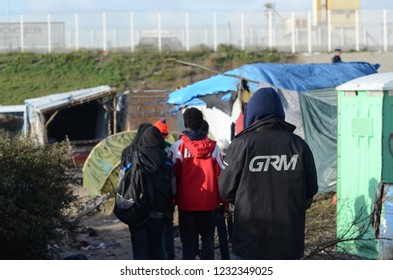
[55,179,229,260]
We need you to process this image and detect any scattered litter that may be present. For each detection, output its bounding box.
[103,218,120,223]
[79,240,89,248]
[69,192,111,221]
[78,240,119,251]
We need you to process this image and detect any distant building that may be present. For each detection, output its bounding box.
[314,0,360,26]
[327,0,360,26]
[138,29,183,51]
[0,22,65,52]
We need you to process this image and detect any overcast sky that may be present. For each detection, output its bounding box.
[2,0,393,15]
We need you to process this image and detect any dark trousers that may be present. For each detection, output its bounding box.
[178,209,215,260]
[215,205,230,259]
[163,215,175,259]
[129,217,165,260]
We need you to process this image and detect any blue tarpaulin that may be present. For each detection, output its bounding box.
[167,62,379,105]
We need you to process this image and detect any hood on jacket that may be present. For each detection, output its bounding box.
[120,123,152,168]
[244,87,285,129]
[132,123,153,149]
[139,126,165,149]
[138,126,167,173]
[181,133,216,159]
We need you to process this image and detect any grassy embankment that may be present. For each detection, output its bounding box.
[0,46,293,106]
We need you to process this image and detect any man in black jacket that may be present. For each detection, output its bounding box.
[218,87,318,260]
[332,48,342,63]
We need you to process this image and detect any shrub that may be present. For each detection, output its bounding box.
[0,131,78,259]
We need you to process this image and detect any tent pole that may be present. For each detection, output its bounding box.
[44,110,59,129]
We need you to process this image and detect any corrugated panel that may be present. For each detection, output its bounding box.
[24,85,112,112]
[337,89,383,259]
[0,105,25,113]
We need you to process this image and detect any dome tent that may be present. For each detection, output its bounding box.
[83,130,179,197]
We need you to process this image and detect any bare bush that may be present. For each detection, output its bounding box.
[0,131,78,259]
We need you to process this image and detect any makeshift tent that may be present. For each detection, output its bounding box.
[83,130,179,197]
[23,85,116,145]
[167,62,379,193]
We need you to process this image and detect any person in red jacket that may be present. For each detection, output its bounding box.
[169,108,223,260]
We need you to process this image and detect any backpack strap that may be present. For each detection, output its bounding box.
[122,162,133,172]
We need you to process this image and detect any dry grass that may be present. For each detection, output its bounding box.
[304,192,337,259]
[304,192,368,259]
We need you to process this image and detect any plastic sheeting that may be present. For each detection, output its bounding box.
[167,62,379,105]
[300,88,338,193]
[83,131,179,197]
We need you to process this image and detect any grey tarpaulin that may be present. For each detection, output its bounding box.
[300,88,337,193]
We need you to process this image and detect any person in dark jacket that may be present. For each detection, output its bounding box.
[154,117,176,259]
[120,123,152,169]
[127,125,175,260]
[332,48,342,63]
[218,87,318,260]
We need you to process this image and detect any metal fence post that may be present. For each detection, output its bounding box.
[250,27,253,46]
[47,14,51,53]
[308,11,312,53]
[384,9,388,52]
[355,9,360,51]
[20,15,24,52]
[130,12,134,52]
[341,26,344,46]
[102,12,107,52]
[268,11,273,50]
[158,13,162,52]
[185,12,189,51]
[241,12,245,51]
[75,13,79,51]
[213,12,217,52]
[0,9,392,53]
[291,11,295,54]
[327,10,331,52]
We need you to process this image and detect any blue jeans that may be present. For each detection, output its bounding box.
[129,217,165,260]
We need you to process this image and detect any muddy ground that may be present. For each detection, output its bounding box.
[53,170,233,260]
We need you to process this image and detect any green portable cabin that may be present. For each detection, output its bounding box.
[335,72,393,259]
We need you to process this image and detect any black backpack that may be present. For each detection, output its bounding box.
[113,150,175,227]
[113,151,152,228]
